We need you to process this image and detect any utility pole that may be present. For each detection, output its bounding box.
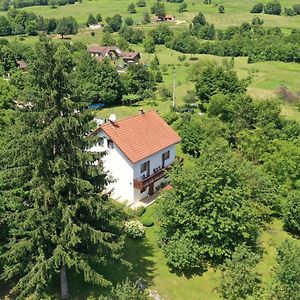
[172,68,176,109]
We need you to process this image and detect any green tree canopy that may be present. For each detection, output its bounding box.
[56,16,78,38]
[195,64,248,105]
[158,141,273,271]
[219,244,261,300]
[269,240,300,300]
[73,50,123,104]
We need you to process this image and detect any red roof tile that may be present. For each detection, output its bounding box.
[87,44,122,57]
[99,111,181,163]
[121,52,140,60]
[163,184,173,191]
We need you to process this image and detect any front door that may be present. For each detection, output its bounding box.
[148,183,154,195]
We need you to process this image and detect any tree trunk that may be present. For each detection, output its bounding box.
[60,265,69,300]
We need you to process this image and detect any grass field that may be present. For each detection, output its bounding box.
[93,44,300,121]
[1,0,300,31]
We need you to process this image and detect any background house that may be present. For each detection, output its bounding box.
[87,44,140,67]
[90,110,181,206]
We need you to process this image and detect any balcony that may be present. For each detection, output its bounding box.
[133,166,171,190]
[133,157,183,191]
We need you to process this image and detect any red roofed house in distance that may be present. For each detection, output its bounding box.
[90,110,181,206]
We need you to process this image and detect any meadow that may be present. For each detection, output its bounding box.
[0,0,298,31]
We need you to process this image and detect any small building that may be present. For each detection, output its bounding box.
[122,52,141,65]
[87,44,123,65]
[155,14,175,22]
[90,110,181,206]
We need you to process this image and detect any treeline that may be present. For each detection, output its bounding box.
[146,13,300,63]
[0,0,77,11]
[0,9,78,36]
[99,11,300,64]
[251,0,300,16]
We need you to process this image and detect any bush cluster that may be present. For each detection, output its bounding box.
[141,217,154,227]
[124,221,145,238]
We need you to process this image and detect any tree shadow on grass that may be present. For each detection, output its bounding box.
[168,263,208,279]
[68,236,156,299]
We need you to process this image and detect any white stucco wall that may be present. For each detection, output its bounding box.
[90,131,177,205]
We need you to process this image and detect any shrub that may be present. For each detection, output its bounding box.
[136,206,146,217]
[250,2,263,13]
[264,0,281,15]
[293,4,300,14]
[90,31,95,36]
[283,191,300,236]
[136,0,146,7]
[218,5,225,14]
[142,217,154,227]
[124,221,145,238]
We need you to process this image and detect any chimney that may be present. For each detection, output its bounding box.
[139,109,144,115]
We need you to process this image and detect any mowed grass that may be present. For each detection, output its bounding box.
[0,0,299,30]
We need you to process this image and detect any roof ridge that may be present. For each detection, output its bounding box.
[101,110,157,127]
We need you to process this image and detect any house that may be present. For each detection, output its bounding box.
[90,110,181,205]
[87,44,140,66]
[87,44,123,65]
[121,52,141,65]
[155,14,175,22]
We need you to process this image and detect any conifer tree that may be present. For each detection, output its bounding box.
[0,35,126,299]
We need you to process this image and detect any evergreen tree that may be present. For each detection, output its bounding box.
[86,14,97,26]
[96,13,102,22]
[0,35,126,299]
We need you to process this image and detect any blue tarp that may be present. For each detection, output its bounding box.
[88,103,105,110]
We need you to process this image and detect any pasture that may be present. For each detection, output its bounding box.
[0,0,299,31]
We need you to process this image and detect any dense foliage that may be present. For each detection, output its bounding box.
[0,9,78,37]
[0,36,126,299]
[158,140,274,271]
[269,240,300,300]
[158,64,300,276]
[0,0,77,10]
[219,245,261,300]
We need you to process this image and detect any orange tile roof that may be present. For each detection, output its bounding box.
[99,110,181,163]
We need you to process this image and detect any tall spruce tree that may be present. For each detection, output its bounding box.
[0,35,126,299]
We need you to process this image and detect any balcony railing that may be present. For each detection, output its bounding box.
[133,166,171,190]
[133,157,183,190]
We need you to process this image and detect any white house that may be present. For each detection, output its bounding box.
[90,110,181,206]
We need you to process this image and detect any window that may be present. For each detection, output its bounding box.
[140,160,150,175]
[108,139,113,149]
[162,150,170,167]
[162,150,170,161]
[99,137,104,147]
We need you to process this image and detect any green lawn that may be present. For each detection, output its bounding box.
[1,0,300,31]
